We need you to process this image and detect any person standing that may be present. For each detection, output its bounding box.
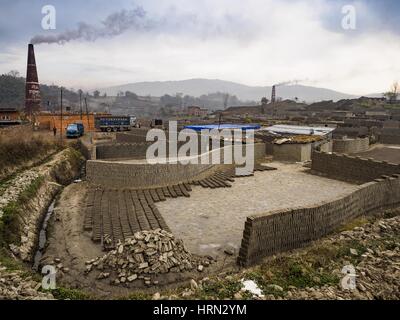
[53,126,57,137]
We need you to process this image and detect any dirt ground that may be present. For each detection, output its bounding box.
[41,182,231,298]
[354,144,400,164]
[157,162,359,259]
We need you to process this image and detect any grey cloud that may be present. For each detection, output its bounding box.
[31,7,148,45]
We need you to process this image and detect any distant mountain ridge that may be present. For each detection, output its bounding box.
[99,78,358,103]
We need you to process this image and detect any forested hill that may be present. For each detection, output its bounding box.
[0,73,79,110]
[0,73,254,112]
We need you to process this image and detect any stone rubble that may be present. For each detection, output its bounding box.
[0,170,40,218]
[190,279,198,291]
[85,229,209,285]
[287,215,400,300]
[0,263,54,300]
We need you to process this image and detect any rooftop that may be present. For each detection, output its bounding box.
[0,108,18,112]
[262,124,335,136]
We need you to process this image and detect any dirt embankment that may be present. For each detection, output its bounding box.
[0,127,62,181]
[0,147,84,262]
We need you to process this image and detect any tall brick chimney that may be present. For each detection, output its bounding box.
[271,85,276,104]
[25,44,41,117]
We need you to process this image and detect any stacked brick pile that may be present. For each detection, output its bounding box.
[85,229,208,285]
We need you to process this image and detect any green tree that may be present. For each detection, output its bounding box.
[125,91,138,99]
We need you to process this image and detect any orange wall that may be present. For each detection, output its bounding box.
[36,113,97,133]
[0,111,20,121]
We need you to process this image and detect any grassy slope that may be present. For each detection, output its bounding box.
[0,134,62,178]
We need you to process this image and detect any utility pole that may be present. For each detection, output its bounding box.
[79,91,83,120]
[60,88,63,142]
[85,96,90,131]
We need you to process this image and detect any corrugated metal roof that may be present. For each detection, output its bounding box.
[185,124,261,131]
[262,125,334,136]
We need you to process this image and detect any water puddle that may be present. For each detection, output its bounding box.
[32,199,56,271]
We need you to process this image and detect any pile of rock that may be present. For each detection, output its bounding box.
[86,229,205,285]
[0,263,53,300]
[0,170,40,218]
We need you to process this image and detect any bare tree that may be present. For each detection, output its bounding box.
[7,70,20,77]
[384,81,399,103]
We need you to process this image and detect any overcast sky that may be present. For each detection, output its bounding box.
[0,0,399,95]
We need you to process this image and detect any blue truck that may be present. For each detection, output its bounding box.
[95,115,137,132]
[66,123,85,138]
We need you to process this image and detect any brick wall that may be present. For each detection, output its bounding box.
[96,142,153,159]
[383,121,400,129]
[381,135,400,144]
[116,128,152,143]
[332,137,369,154]
[311,151,400,183]
[238,174,400,266]
[253,143,267,161]
[333,126,369,138]
[273,143,312,162]
[87,143,265,187]
[95,141,203,160]
[79,139,96,160]
[319,140,333,153]
[380,128,400,145]
[86,160,219,188]
[344,119,383,128]
[36,113,97,133]
[96,140,266,162]
[265,142,274,155]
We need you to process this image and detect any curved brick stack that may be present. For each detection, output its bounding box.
[84,164,278,249]
[238,172,400,266]
[311,151,400,183]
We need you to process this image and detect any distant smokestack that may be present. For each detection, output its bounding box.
[25,44,41,116]
[271,85,276,104]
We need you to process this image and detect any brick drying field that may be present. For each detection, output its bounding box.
[84,187,180,248]
[354,144,400,164]
[156,162,360,259]
[83,164,275,249]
